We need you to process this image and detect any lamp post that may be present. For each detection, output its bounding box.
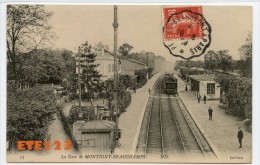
[112,5,119,125]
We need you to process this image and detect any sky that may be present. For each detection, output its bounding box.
[45,5,252,63]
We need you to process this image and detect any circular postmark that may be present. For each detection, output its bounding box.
[163,8,212,60]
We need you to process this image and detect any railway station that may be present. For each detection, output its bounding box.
[115,72,251,163]
[5,4,253,164]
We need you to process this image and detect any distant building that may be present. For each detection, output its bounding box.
[95,49,121,81]
[188,74,220,100]
[75,48,148,80]
[120,58,147,76]
[75,48,121,81]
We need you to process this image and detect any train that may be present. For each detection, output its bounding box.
[164,73,178,95]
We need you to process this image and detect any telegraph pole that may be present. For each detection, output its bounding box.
[112,5,119,125]
[77,46,82,116]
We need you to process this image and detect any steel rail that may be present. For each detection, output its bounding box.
[167,94,187,156]
[144,79,164,155]
[144,90,154,156]
[174,95,206,157]
[159,80,165,155]
[177,96,217,158]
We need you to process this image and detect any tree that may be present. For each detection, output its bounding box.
[239,34,252,77]
[118,43,133,57]
[79,42,102,100]
[217,50,233,72]
[175,60,204,69]
[94,42,110,52]
[204,50,233,72]
[204,50,218,70]
[7,5,55,87]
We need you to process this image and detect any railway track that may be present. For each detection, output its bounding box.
[136,77,216,159]
[145,80,163,155]
[170,95,216,158]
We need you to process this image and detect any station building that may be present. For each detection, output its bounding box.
[73,120,116,154]
[188,74,220,100]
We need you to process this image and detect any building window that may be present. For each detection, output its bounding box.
[108,64,112,73]
[108,63,121,73]
[108,63,115,73]
[207,83,215,94]
[112,64,114,72]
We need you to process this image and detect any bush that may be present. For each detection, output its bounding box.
[243,118,252,133]
[215,73,251,119]
[118,91,131,113]
[67,105,96,126]
[148,68,154,79]
[119,75,131,90]
[218,103,228,110]
[98,91,108,99]
[69,93,77,100]
[81,92,89,100]
[135,69,148,87]
[7,86,59,149]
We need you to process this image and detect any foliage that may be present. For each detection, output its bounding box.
[99,76,133,116]
[204,50,234,72]
[239,34,252,59]
[118,43,133,57]
[238,34,252,78]
[128,51,155,68]
[217,50,233,72]
[147,67,154,79]
[174,60,204,69]
[8,49,75,89]
[215,73,252,119]
[78,41,102,100]
[179,66,204,80]
[94,42,109,52]
[118,75,132,90]
[135,69,148,87]
[117,92,131,113]
[7,5,55,87]
[67,106,96,126]
[7,85,59,149]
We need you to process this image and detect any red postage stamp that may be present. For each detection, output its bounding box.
[162,6,211,60]
[163,6,203,40]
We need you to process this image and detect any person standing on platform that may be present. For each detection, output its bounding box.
[237,126,244,148]
[197,94,201,103]
[208,106,213,120]
[185,84,188,91]
[203,94,207,104]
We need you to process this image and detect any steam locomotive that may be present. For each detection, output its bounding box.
[164,73,178,95]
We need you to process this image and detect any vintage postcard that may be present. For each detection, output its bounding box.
[5,4,252,163]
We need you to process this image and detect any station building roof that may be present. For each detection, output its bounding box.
[78,120,116,133]
[189,74,215,81]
